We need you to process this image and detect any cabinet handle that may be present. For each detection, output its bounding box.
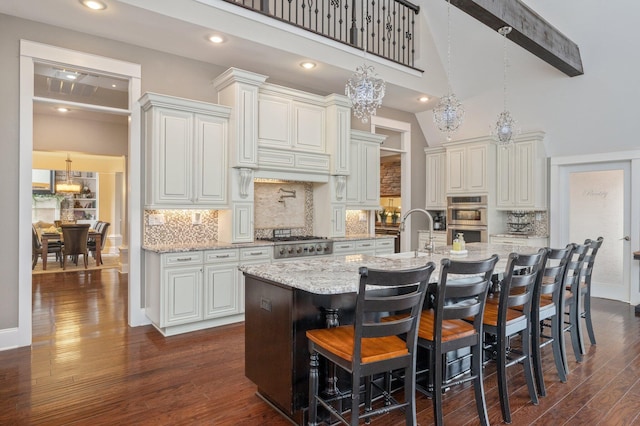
[339,245,351,249]
[176,257,193,262]
[249,252,264,256]
[216,254,231,258]
[361,243,372,247]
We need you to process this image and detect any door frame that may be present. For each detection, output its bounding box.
[17,40,147,348]
[370,116,412,252]
[550,150,640,305]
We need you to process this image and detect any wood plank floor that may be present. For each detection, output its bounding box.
[1,270,639,425]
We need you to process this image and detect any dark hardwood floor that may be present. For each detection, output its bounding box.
[0,270,639,425]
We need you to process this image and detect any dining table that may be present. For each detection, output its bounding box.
[41,230,102,270]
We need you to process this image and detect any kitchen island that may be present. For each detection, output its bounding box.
[240,243,541,425]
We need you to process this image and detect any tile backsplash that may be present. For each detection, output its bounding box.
[144,210,218,246]
[346,210,370,235]
[254,182,314,239]
[507,211,548,236]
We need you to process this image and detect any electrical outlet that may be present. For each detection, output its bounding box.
[359,213,367,222]
[148,213,165,226]
[192,212,202,225]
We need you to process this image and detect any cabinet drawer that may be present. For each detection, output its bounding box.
[204,249,239,264]
[333,241,356,254]
[162,251,203,267]
[239,247,272,262]
[356,240,375,250]
[375,239,395,249]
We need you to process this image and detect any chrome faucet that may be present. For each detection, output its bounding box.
[400,208,435,252]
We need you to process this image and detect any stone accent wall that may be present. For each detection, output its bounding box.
[254,182,314,239]
[380,160,401,196]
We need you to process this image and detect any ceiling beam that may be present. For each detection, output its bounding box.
[450,0,584,77]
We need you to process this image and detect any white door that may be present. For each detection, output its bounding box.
[559,161,631,302]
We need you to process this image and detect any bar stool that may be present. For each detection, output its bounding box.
[561,243,589,366]
[482,249,546,424]
[578,237,603,347]
[306,262,435,426]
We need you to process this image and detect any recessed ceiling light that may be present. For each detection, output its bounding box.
[208,35,224,44]
[419,96,429,103]
[80,0,107,10]
[66,73,78,80]
[300,62,316,70]
[56,107,70,113]
[111,84,117,88]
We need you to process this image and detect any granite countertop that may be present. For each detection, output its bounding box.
[142,240,273,253]
[491,233,549,239]
[240,242,541,295]
[143,234,390,253]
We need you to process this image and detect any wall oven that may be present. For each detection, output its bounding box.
[447,195,488,244]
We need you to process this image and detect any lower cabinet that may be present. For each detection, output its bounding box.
[490,235,549,247]
[145,248,246,336]
[332,237,396,256]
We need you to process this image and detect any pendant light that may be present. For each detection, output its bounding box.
[433,0,464,141]
[345,9,386,123]
[492,26,518,147]
[55,153,82,194]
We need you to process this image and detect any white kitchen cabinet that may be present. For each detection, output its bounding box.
[496,132,547,210]
[145,248,245,336]
[375,237,396,255]
[333,241,357,256]
[237,246,272,313]
[418,231,447,249]
[424,147,446,209]
[203,249,240,320]
[490,235,549,247]
[355,239,376,255]
[444,139,494,195]
[325,94,351,175]
[140,93,231,209]
[346,130,385,209]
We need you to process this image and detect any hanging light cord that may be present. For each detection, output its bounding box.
[446,0,452,94]
[499,26,512,112]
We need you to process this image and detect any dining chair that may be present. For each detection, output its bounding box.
[414,254,499,426]
[88,221,109,264]
[530,244,573,396]
[61,224,90,270]
[578,237,603,347]
[482,249,546,424]
[306,262,435,426]
[32,225,62,269]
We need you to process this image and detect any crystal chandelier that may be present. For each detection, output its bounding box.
[433,0,464,141]
[55,153,82,193]
[493,26,518,147]
[345,64,386,123]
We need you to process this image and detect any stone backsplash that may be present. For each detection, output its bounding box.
[254,182,314,239]
[345,210,370,235]
[144,210,218,246]
[507,210,548,236]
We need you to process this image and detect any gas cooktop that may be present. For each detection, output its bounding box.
[258,235,328,243]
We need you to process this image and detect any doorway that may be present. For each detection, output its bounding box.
[18,41,145,348]
[551,155,637,304]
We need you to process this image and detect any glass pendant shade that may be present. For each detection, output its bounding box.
[345,64,386,123]
[433,93,464,141]
[55,154,82,194]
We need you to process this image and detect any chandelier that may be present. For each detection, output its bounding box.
[492,26,518,147]
[433,0,464,141]
[345,64,386,123]
[55,153,82,193]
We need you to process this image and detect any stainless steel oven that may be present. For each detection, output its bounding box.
[447,196,488,244]
[447,195,488,226]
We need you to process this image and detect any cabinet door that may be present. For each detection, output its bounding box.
[194,114,228,205]
[331,204,346,237]
[425,151,446,208]
[466,144,488,192]
[293,102,325,152]
[156,108,193,204]
[345,141,361,205]
[515,141,535,206]
[233,203,254,242]
[496,145,515,208]
[446,147,465,193]
[258,94,290,148]
[204,264,239,319]
[361,141,381,207]
[163,266,202,327]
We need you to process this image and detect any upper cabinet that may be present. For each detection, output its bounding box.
[141,93,231,209]
[496,132,547,210]
[346,130,386,209]
[256,84,330,178]
[424,147,446,209]
[444,138,495,195]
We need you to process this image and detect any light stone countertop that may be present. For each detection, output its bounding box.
[491,234,549,239]
[332,234,396,241]
[240,242,543,295]
[142,240,274,253]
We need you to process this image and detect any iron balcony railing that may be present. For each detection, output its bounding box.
[223,0,420,69]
